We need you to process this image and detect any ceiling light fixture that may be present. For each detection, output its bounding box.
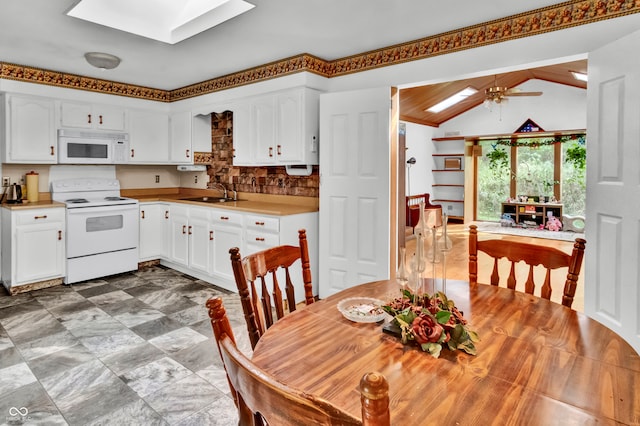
[426,87,478,113]
[571,71,588,82]
[84,52,121,70]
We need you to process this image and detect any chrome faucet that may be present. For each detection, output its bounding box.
[211,183,227,199]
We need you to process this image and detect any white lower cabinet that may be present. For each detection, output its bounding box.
[210,210,243,282]
[139,203,168,261]
[147,202,318,295]
[1,207,66,292]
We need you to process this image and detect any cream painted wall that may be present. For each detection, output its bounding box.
[115,165,182,189]
[0,164,195,194]
[402,121,435,196]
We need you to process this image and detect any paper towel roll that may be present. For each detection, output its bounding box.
[25,171,39,202]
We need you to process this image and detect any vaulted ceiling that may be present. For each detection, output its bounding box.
[399,59,587,127]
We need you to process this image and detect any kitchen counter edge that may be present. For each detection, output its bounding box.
[136,197,318,216]
[2,201,66,210]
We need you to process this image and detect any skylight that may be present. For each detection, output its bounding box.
[571,71,588,82]
[426,87,478,113]
[66,0,255,44]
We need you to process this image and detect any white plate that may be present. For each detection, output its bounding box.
[337,297,387,323]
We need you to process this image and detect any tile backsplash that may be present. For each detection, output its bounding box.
[197,111,319,198]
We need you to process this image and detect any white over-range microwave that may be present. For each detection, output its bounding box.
[58,129,129,164]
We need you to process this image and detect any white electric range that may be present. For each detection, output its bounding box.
[51,178,139,284]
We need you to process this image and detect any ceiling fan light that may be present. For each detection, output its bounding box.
[84,52,121,70]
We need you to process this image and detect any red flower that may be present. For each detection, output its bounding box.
[411,314,444,344]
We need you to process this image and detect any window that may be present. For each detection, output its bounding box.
[476,133,586,221]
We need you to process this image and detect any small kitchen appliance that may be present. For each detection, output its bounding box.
[6,183,23,204]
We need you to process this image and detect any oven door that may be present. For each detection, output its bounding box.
[66,203,139,258]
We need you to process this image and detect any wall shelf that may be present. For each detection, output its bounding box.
[431,137,466,220]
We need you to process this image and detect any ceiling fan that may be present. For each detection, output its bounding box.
[484,76,542,105]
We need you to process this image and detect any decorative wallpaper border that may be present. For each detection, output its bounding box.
[1,0,638,102]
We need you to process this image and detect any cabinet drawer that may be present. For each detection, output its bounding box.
[211,210,243,227]
[245,214,279,232]
[15,209,65,225]
[245,230,279,247]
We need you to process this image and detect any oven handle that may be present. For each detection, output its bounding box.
[66,203,139,215]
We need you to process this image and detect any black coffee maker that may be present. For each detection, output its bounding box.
[6,183,23,204]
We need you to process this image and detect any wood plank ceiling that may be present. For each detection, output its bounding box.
[399,59,587,127]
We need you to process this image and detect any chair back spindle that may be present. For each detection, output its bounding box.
[468,224,586,308]
[206,297,391,426]
[230,229,314,349]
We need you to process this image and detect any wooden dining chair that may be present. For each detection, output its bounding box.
[230,229,314,350]
[468,224,586,308]
[206,297,390,426]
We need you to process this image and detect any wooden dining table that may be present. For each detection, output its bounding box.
[251,279,640,425]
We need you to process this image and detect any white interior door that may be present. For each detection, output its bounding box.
[585,29,640,353]
[318,87,392,298]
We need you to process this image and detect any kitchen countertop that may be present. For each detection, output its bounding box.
[130,190,318,216]
[1,200,66,210]
[0,191,319,216]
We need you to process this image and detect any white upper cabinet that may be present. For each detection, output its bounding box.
[233,87,320,166]
[252,94,277,164]
[169,110,212,164]
[128,109,170,163]
[59,101,127,131]
[169,110,194,164]
[230,100,251,165]
[2,94,57,163]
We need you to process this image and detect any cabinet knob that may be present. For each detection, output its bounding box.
[50,146,55,156]
[255,221,265,226]
[182,225,186,234]
[255,237,265,242]
[99,115,103,125]
[141,210,145,219]
[186,149,190,158]
[220,216,229,221]
[88,114,92,124]
[268,147,273,157]
[277,144,282,156]
[34,215,48,220]
[188,225,192,235]
[131,149,135,158]
[209,231,213,241]
[165,211,169,219]
[58,230,62,240]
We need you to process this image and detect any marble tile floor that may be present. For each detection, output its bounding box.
[0,266,252,425]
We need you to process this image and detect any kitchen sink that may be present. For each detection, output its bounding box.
[180,196,245,203]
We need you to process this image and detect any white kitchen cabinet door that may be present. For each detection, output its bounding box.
[59,101,126,131]
[192,113,212,153]
[129,110,170,163]
[3,94,57,163]
[167,205,189,266]
[15,222,65,284]
[188,207,213,275]
[251,95,277,164]
[139,203,166,260]
[211,218,243,282]
[1,208,66,289]
[169,110,193,164]
[231,100,252,165]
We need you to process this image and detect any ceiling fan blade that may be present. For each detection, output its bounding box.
[504,91,542,97]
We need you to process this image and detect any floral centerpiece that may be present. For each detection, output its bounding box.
[382,290,479,358]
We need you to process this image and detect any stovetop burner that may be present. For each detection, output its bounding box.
[51,178,139,208]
